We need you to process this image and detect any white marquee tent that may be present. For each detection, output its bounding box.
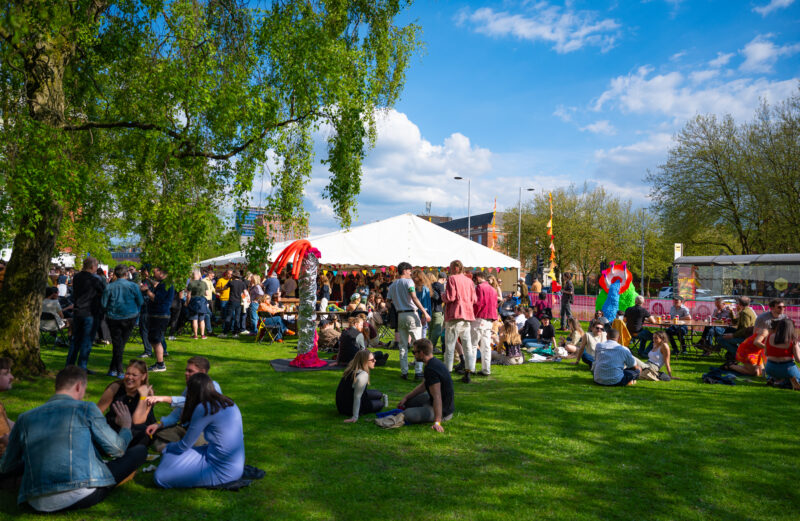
[198,213,520,272]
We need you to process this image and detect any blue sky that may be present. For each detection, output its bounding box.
[262,0,800,234]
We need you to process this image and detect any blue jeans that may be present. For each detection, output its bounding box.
[522,339,547,348]
[581,351,594,367]
[261,316,287,339]
[204,313,213,334]
[66,316,95,369]
[719,336,743,356]
[223,301,241,334]
[765,360,800,381]
[248,302,259,332]
[139,312,152,355]
[701,326,727,345]
[634,329,654,357]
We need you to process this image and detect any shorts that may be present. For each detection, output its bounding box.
[735,335,764,366]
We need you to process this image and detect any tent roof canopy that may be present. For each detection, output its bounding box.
[198,213,520,269]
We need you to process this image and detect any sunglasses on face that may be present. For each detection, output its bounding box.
[368,358,376,362]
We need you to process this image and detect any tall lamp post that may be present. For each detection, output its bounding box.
[517,187,535,270]
[454,176,471,241]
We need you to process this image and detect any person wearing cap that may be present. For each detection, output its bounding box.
[387,262,431,380]
[345,293,366,314]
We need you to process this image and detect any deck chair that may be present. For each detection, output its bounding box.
[40,311,69,348]
[256,311,280,344]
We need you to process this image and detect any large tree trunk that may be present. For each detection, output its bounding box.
[0,202,64,376]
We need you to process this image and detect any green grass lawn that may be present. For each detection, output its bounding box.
[1,329,798,521]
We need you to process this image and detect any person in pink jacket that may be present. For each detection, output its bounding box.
[443,260,477,383]
[472,271,499,377]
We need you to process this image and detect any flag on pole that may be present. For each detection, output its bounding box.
[490,197,498,249]
[547,191,557,278]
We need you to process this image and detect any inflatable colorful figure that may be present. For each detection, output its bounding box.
[267,240,327,368]
[596,261,638,321]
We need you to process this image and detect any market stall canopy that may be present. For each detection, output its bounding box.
[198,213,521,269]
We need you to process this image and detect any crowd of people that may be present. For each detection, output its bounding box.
[0,256,797,512]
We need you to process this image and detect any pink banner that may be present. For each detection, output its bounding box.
[548,294,800,324]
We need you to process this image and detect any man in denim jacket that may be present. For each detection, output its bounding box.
[0,366,146,512]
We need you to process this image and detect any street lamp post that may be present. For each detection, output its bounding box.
[454,176,471,241]
[517,187,535,271]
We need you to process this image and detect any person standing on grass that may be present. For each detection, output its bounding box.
[218,271,248,338]
[201,270,216,335]
[137,268,155,358]
[102,264,144,378]
[559,272,574,330]
[429,272,446,352]
[215,268,233,325]
[186,269,209,339]
[443,260,476,383]
[592,329,641,387]
[471,271,498,376]
[398,339,454,433]
[387,262,431,381]
[144,267,175,373]
[0,366,147,512]
[145,356,222,452]
[65,257,106,373]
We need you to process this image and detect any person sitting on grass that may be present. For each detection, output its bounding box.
[539,315,556,350]
[592,328,641,387]
[519,307,543,348]
[398,339,454,433]
[318,319,341,353]
[0,366,146,512]
[574,320,607,368]
[97,360,155,447]
[145,356,222,452]
[638,331,673,379]
[255,294,294,343]
[153,373,244,489]
[763,318,800,390]
[336,315,366,366]
[560,317,584,355]
[722,301,784,378]
[492,319,524,365]
[337,350,389,423]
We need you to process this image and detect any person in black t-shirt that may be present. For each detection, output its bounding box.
[220,271,248,337]
[65,257,106,372]
[519,308,543,347]
[623,296,654,355]
[398,339,454,433]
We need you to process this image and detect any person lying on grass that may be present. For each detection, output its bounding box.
[592,328,641,387]
[145,356,222,452]
[154,373,244,489]
[398,339,454,433]
[337,350,388,423]
[97,360,156,447]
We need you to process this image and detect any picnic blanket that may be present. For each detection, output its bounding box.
[270,358,343,372]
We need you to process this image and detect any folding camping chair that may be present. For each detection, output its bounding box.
[40,311,69,348]
[256,311,280,344]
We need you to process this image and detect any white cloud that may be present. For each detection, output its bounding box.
[594,133,674,166]
[593,65,798,120]
[753,0,795,16]
[670,51,687,62]
[553,104,577,122]
[580,120,617,135]
[739,34,800,73]
[689,69,718,84]
[708,52,734,68]
[457,4,621,53]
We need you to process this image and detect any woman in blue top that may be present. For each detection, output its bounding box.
[154,373,244,488]
[412,270,432,340]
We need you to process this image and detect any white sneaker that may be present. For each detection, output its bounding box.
[167,336,176,341]
[241,330,250,335]
[382,394,389,408]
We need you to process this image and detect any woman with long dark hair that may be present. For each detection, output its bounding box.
[154,373,244,488]
[764,318,800,390]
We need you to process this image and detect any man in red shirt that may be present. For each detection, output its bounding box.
[443,260,477,383]
[471,271,499,377]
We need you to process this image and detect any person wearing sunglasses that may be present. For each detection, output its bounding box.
[573,320,607,368]
[337,350,388,423]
